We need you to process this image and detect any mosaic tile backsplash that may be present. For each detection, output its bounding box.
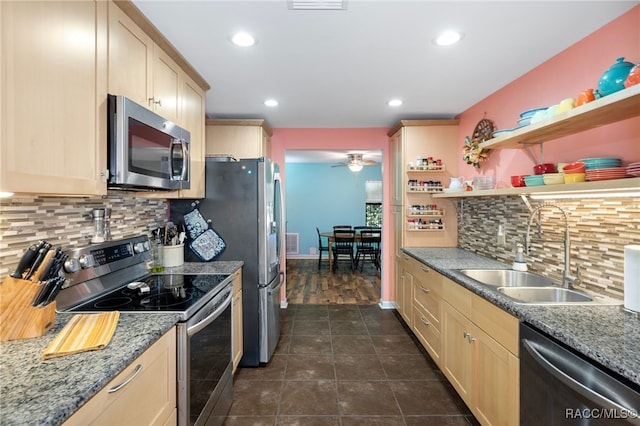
[0,195,168,277]
[457,196,640,299]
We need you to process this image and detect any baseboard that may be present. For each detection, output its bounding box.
[378,300,396,310]
[286,254,318,260]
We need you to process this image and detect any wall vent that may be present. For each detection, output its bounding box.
[286,233,299,255]
[288,0,347,10]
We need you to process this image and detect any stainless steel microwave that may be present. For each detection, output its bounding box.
[107,94,190,191]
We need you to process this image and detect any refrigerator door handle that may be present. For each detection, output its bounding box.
[268,272,285,295]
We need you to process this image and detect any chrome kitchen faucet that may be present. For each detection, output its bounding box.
[525,203,576,288]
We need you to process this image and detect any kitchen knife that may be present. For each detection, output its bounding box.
[32,277,65,306]
[24,242,52,281]
[9,243,40,278]
[31,279,53,307]
[31,248,57,282]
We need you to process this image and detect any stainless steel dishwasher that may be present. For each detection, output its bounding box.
[520,323,640,425]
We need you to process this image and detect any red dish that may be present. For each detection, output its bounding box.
[511,175,527,187]
[533,163,556,175]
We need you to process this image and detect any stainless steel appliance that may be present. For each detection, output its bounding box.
[520,322,640,425]
[55,236,233,426]
[170,157,284,366]
[108,94,190,191]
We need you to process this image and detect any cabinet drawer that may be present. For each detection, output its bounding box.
[412,304,441,364]
[64,327,176,426]
[443,276,472,313]
[413,275,442,323]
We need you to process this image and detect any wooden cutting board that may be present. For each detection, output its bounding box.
[42,311,120,359]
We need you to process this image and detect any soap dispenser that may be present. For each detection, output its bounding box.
[512,244,528,272]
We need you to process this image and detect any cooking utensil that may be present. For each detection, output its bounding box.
[9,243,41,278]
[24,242,52,281]
[31,249,56,282]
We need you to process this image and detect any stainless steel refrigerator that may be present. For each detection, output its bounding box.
[170,157,283,366]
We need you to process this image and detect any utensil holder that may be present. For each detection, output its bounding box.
[0,277,56,341]
[162,244,185,268]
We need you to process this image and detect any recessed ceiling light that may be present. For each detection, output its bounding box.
[264,99,279,107]
[387,99,403,107]
[231,32,256,47]
[434,30,463,47]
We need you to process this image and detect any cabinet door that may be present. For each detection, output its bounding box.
[231,271,243,373]
[64,327,177,426]
[107,2,152,107]
[176,73,206,198]
[389,129,405,206]
[153,48,181,123]
[473,328,519,426]
[1,0,107,195]
[442,302,473,402]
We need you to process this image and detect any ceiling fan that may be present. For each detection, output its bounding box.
[332,153,378,172]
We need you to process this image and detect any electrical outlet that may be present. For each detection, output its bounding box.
[497,225,506,246]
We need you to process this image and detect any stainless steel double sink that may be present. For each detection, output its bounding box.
[457,269,620,305]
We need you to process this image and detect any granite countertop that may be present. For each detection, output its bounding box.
[402,247,640,387]
[0,313,179,426]
[0,261,243,426]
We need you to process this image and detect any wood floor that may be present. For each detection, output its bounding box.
[285,258,381,305]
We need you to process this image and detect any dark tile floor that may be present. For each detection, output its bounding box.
[224,304,479,425]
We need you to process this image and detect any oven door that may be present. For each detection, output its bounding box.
[177,283,233,426]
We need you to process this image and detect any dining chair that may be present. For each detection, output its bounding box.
[332,229,356,272]
[333,225,353,231]
[355,229,381,272]
[316,227,330,270]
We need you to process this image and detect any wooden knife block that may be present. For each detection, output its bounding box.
[0,276,56,341]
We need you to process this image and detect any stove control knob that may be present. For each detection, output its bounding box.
[64,258,80,273]
[133,242,146,253]
[79,254,93,269]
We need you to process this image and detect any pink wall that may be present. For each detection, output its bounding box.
[270,128,392,303]
[456,5,640,184]
[270,6,640,306]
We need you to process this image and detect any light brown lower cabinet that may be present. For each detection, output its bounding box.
[442,279,519,426]
[64,327,177,426]
[397,256,520,426]
[231,270,243,373]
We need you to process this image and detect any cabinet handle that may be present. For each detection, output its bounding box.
[148,97,162,107]
[420,316,431,326]
[107,364,143,393]
[420,267,430,273]
[463,331,469,339]
[419,285,430,293]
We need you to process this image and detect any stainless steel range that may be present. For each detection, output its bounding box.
[55,235,234,426]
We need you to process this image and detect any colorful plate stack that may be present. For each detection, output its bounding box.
[627,162,640,177]
[578,157,628,181]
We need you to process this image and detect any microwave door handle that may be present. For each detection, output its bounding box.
[179,139,188,181]
[168,139,177,180]
[169,139,188,181]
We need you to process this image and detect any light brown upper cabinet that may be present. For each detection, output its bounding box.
[205,119,272,160]
[0,0,108,195]
[108,2,180,124]
[108,1,209,199]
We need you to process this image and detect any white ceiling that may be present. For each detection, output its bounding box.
[132,0,636,130]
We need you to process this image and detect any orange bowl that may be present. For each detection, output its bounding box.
[562,162,586,174]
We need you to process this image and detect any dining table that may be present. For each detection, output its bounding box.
[320,229,380,271]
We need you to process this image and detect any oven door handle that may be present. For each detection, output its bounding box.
[522,339,635,414]
[187,289,232,336]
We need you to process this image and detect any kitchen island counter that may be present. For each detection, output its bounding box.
[403,247,640,388]
[0,261,243,426]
